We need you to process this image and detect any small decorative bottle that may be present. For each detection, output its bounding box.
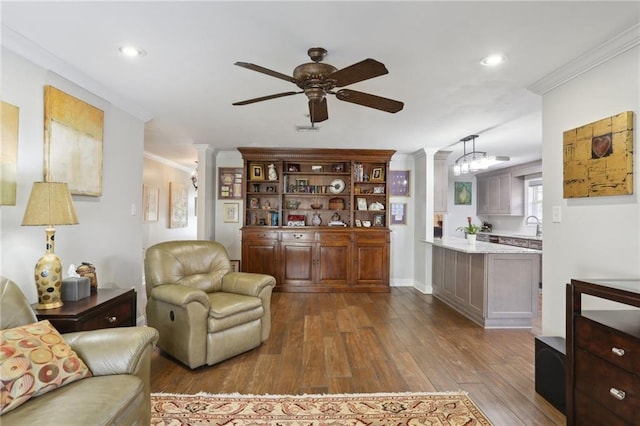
[311,213,322,226]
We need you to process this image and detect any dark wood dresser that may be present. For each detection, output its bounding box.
[33,288,136,333]
[566,278,640,425]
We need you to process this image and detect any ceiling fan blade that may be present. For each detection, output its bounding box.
[335,89,404,113]
[330,59,389,88]
[233,91,301,106]
[309,98,328,123]
[234,62,296,83]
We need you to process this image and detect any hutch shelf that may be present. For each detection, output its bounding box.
[238,147,395,293]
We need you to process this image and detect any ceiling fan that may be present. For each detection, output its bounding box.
[232,47,404,124]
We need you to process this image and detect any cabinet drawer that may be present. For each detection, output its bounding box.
[574,388,630,426]
[281,231,315,242]
[243,230,279,240]
[81,298,134,331]
[576,315,640,375]
[528,240,542,250]
[575,348,639,423]
[318,232,350,242]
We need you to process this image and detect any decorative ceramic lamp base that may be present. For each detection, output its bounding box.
[34,252,64,309]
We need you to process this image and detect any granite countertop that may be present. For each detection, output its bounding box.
[428,237,542,254]
[478,231,542,241]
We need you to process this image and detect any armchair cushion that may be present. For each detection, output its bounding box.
[0,320,92,414]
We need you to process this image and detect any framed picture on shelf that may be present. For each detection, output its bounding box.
[355,219,362,227]
[218,167,243,199]
[357,197,368,210]
[389,170,410,196]
[249,197,259,209]
[390,203,406,225]
[250,164,264,180]
[373,186,385,194]
[373,214,384,227]
[230,260,240,272]
[223,202,239,223]
[371,167,385,182]
[287,163,300,172]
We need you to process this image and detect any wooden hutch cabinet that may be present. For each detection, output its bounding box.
[238,148,394,292]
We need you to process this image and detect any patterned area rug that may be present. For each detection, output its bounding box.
[151,391,493,425]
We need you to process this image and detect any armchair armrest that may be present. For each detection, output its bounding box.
[63,326,158,376]
[149,283,209,309]
[221,272,275,297]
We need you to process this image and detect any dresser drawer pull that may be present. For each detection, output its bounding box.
[611,347,625,357]
[106,316,117,323]
[609,388,626,401]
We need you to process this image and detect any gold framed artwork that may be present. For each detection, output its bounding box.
[1,101,19,205]
[169,182,188,228]
[218,167,243,199]
[250,164,264,180]
[142,184,159,222]
[563,111,634,198]
[44,85,104,196]
[223,202,240,223]
[371,167,385,182]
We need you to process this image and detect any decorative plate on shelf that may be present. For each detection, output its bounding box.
[329,178,345,194]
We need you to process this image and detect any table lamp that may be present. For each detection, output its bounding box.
[21,182,79,309]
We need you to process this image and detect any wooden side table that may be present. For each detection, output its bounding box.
[33,288,136,333]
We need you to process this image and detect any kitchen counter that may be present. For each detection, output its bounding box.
[478,231,542,241]
[431,237,541,254]
[429,240,541,328]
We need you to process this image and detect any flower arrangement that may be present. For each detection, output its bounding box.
[457,216,481,235]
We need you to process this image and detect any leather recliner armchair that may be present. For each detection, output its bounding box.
[0,276,159,425]
[144,240,276,369]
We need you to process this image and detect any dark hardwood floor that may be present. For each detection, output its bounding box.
[150,287,564,425]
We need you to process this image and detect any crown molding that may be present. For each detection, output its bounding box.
[528,23,640,95]
[144,151,193,172]
[1,25,153,122]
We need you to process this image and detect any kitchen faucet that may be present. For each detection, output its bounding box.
[526,216,542,237]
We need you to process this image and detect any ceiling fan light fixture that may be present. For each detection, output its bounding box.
[480,54,506,67]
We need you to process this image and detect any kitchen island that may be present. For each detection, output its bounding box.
[429,237,541,328]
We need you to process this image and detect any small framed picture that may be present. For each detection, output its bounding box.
[249,197,259,209]
[371,167,385,182]
[389,170,410,196]
[266,186,276,192]
[362,220,372,227]
[250,164,264,180]
[287,163,300,172]
[223,202,239,223]
[373,186,385,194]
[355,219,362,227]
[390,203,407,225]
[373,214,385,227]
[357,197,368,211]
[311,165,323,172]
[229,260,240,272]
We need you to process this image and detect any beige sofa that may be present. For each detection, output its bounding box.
[144,240,275,369]
[0,277,159,425]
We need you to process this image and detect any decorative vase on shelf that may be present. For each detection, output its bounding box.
[311,213,322,226]
[467,234,477,244]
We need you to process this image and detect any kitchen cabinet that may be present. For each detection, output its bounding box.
[476,170,524,215]
[566,278,640,425]
[238,147,394,293]
[431,240,540,328]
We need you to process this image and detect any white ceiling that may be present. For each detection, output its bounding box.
[2,1,639,170]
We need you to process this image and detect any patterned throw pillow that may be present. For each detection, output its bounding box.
[0,320,92,414]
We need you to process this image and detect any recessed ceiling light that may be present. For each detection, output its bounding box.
[118,45,146,58]
[480,54,506,67]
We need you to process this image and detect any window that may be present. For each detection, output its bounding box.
[527,179,543,221]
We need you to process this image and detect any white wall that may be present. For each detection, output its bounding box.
[389,153,415,287]
[142,155,197,250]
[542,45,640,336]
[1,49,146,314]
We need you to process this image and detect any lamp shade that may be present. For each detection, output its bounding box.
[22,182,79,226]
